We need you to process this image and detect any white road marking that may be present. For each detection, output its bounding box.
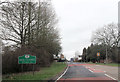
[105,74,117,80]
[85,66,94,73]
[55,66,69,82]
[88,69,93,73]
[96,65,100,66]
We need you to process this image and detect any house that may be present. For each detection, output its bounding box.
[58,54,66,62]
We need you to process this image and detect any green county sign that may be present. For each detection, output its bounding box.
[18,55,36,64]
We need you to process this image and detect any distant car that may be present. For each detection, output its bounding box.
[58,58,66,62]
[70,58,74,62]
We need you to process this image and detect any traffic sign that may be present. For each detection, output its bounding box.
[97,52,100,56]
[18,54,36,64]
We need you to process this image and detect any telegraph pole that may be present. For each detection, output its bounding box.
[105,45,108,64]
[0,39,2,82]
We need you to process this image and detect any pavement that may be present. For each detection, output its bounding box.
[56,62,118,82]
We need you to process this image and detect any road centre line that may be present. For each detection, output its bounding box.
[96,65,100,66]
[85,66,93,73]
[86,67,106,73]
[105,74,117,80]
[55,65,69,82]
[88,69,94,73]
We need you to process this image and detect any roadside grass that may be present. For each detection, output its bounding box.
[3,62,67,80]
[87,62,119,67]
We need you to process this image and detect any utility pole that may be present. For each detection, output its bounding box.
[105,45,108,64]
[85,52,87,62]
[0,39,2,82]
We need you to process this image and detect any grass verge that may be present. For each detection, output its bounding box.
[3,62,67,80]
[88,62,119,67]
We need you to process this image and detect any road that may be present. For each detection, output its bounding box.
[57,62,118,82]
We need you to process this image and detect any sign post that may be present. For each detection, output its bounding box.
[97,52,100,57]
[33,64,34,75]
[18,55,36,64]
[97,52,100,63]
[18,54,36,75]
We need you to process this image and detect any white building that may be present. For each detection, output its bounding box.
[74,51,82,61]
[75,51,79,58]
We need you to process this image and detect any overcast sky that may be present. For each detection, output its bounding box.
[52,0,119,60]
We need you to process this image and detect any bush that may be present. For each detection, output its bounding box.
[2,46,54,74]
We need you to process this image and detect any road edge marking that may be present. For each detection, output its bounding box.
[55,65,69,82]
[105,74,117,80]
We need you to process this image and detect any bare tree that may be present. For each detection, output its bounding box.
[91,23,119,63]
[1,0,62,74]
[91,23,119,47]
[0,0,61,55]
[0,2,37,47]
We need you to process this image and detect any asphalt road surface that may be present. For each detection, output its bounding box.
[57,62,118,82]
